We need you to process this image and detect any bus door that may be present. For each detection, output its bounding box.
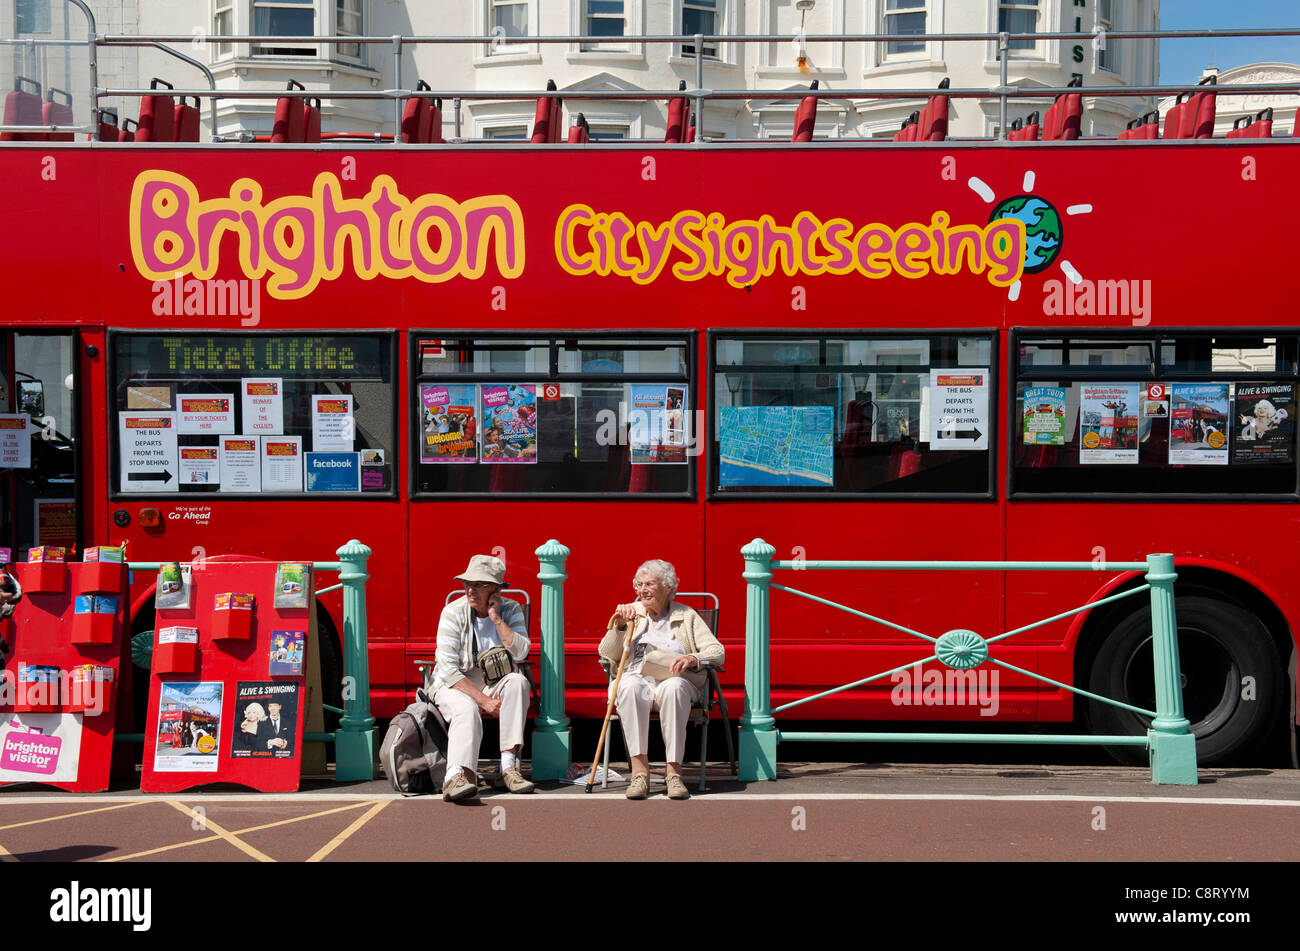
[0,331,80,559]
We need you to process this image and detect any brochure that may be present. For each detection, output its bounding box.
[230,682,299,759]
[481,384,537,463]
[420,384,478,462]
[273,563,310,609]
[1022,386,1066,445]
[1169,383,1230,466]
[269,631,306,676]
[1233,383,1296,465]
[1079,383,1140,464]
[154,562,193,610]
[82,546,124,564]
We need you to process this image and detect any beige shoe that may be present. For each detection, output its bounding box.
[497,766,535,794]
[442,771,478,802]
[626,772,650,800]
[665,773,691,800]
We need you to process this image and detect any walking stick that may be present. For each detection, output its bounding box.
[586,617,636,793]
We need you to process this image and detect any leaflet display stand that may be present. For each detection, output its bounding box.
[0,563,132,793]
[141,562,311,793]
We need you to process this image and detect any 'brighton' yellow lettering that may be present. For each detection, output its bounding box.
[129,170,526,300]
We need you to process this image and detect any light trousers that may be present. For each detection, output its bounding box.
[611,672,699,765]
[433,671,529,773]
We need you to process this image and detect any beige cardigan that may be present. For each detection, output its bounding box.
[598,601,724,692]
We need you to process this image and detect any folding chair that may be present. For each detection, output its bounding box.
[600,592,736,792]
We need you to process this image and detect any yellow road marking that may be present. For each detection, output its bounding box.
[0,840,17,862]
[165,801,275,863]
[307,799,389,863]
[103,801,375,862]
[0,800,152,832]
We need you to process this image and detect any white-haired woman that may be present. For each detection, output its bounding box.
[599,559,724,800]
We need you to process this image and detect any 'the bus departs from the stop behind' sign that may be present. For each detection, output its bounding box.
[929,370,990,451]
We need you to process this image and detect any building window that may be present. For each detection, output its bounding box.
[883,0,926,56]
[492,0,529,38]
[583,1,626,50]
[999,0,1039,52]
[336,0,363,60]
[485,126,529,139]
[682,0,718,58]
[252,0,316,57]
[213,2,234,58]
[1096,0,1114,71]
[16,0,50,34]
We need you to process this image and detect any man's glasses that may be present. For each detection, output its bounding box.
[464,581,495,591]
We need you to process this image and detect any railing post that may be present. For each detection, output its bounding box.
[1145,552,1197,785]
[532,538,572,780]
[334,538,376,780]
[739,538,777,781]
[998,31,1009,140]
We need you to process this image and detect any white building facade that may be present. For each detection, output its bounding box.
[5,1,1162,140]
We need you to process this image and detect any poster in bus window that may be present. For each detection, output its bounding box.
[1169,383,1230,466]
[481,384,537,463]
[219,436,261,492]
[126,385,172,411]
[153,682,223,773]
[719,406,834,487]
[179,447,220,486]
[420,384,477,462]
[1021,387,1066,445]
[311,394,354,451]
[230,682,299,759]
[929,370,989,451]
[1232,383,1296,465]
[0,414,31,469]
[177,393,235,435]
[260,436,303,492]
[118,412,180,492]
[629,385,689,464]
[240,378,283,435]
[1078,384,1140,464]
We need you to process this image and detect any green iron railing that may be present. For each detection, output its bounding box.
[738,539,1197,785]
[116,539,376,781]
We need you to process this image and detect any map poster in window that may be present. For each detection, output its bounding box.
[312,394,355,451]
[153,681,223,773]
[1233,383,1296,465]
[219,436,261,492]
[260,436,303,492]
[1169,383,1230,466]
[420,384,478,462]
[629,385,689,464]
[230,682,299,760]
[240,378,284,435]
[1079,384,1140,464]
[177,393,235,435]
[719,406,834,487]
[481,384,537,463]
[1022,386,1066,446]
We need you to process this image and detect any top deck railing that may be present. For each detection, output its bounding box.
[2,4,1299,144]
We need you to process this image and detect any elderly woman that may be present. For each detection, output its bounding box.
[599,559,724,800]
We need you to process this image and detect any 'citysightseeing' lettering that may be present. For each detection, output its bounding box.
[130,171,526,300]
[554,205,1025,289]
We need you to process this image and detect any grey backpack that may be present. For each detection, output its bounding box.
[379,688,448,795]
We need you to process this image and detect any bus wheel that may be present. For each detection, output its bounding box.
[1085,596,1282,766]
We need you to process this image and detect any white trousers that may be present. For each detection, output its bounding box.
[611,673,699,765]
[433,671,530,773]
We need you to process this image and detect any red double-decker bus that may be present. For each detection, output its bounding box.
[3,68,1298,770]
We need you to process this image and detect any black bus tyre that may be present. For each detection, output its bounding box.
[1085,596,1283,766]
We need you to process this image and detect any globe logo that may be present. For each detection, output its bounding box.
[988,194,1062,274]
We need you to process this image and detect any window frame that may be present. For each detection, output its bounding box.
[681,0,720,59]
[408,330,697,501]
[106,329,400,502]
[881,0,929,60]
[250,0,318,57]
[708,329,999,502]
[1095,0,1115,73]
[1008,327,1300,502]
[997,0,1040,53]
[14,0,51,35]
[212,1,235,59]
[581,0,628,52]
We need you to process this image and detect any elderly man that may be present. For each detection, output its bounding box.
[428,554,534,802]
